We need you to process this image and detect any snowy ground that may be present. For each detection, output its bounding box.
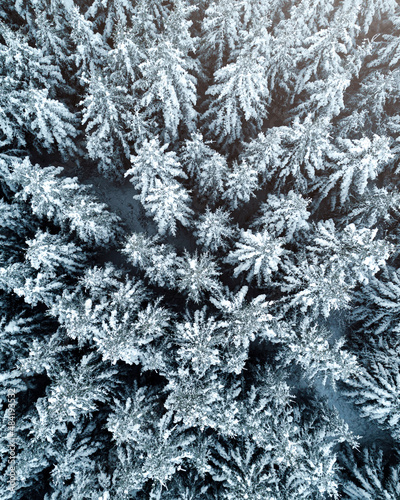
[83,175,157,235]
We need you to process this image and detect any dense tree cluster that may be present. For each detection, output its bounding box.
[1,0,400,498]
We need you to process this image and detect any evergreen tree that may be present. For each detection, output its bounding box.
[126,138,193,235]
[176,251,221,303]
[252,191,310,241]
[209,286,275,375]
[0,23,78,158]
[203,33,269,146]
[309,220,393,284]
[291,12,361,120]
[276,318,359,389]
[173,308,225,377]
[240,115,333,192]
[227,229,285,285]
[25,230,85,275]
[0,157,121,246]
[200,0,243,71]
[222,161,259,210]
[68,5,108,80]
[195,207,237,253]
[126,137,187,204]
[316,135,392,209]
[40,352,119,428]
[123,233,178,288]
[144,179,193,236]
[340,445,400,499]
[352,266,400,337]
[85,0,136,41]
[209,438,279,500]
[134,39,198,142]
[344,339,400,442]
[181,133,228,204]
[81,74,137,176]
[344,186,400,229]
[281,254,354,318]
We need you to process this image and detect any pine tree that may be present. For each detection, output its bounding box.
[25,230,86,275]
[1,227,86,307]
[0,21,63,93]
[227,229,285,285]
[112,411,195,495]
[210,286,275,374]
[266,0,317,98]
[233,364,293,447]
[173,308,225,377]
[176,251,221,303]
[81,74,137,176]
[348,70,399,135]
[163,368,240,434]
[371,11,400,69]
[0,23,78,158]
[1,157,121,246]
[85,0,136,41]
[122,233,178,288]
[309,220,393,285]
[276,318,359,389]
[292,13,359,119]
[46,422,100,494]
[222,161,259,210]
[0,261,65,308]
[134,39,198,142]
[181,133,228,204]
[29,4,73,81]
[1,1,399,498]
[18,329,72,377]
[340,444,400,499]
[344,339,400,442]
[344,186,400,229]
[126,137,193,232]
[107,23,144,88]
[281,255,354,318]
[316,135,392,209]
[42,353,119,427]
[106,383,159,448]
[68,5,108,80]
[126,137,186,202]
[52,264,153,355]
[94,298,171,367]
[0,199,37,265]
[0,421,49,500]
[238,128,284,186]
[202,33,269,146]
[344,0,399,35]
[195,207,236,253]
[209,438,279,500]
[200,0,243,71]
[206,368,355,499]
[144,179,193,236]
[240,115,333,192]
[352,266,400,337]
[280,209,392,319]
[252,191,310,241]
[154,470,211,500]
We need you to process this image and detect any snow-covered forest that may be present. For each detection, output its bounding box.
[1,0,400,498]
